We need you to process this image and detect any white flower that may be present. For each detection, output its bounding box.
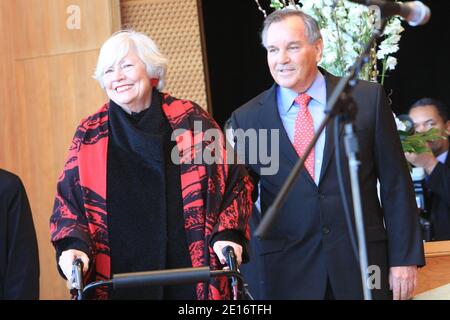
[322,49,338,65]
[321,6,332,17]
[348,5,366,20]
[386,56,397,70]
[384,18,404,36]
[377,42,399,59]
[300,0,315,11]
[285,3,301,10]
[296,0,403,82]
[322,0,336,7]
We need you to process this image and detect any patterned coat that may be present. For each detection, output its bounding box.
[50,94,253,299]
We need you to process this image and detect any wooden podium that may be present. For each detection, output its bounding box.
[413,240,450,299]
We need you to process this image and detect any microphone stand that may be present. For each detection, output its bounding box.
[222,246,239,300]
[70,259,85,301]
[254,20,388,300]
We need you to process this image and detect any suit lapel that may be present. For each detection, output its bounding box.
[257,84,315,185]
[319,72,343,183]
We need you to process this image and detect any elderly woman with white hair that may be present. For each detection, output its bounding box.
[50,31,253,300]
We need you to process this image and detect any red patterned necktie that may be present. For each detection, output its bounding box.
[293,93,314,179]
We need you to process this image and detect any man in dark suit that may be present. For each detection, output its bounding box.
[0,169,39,299]
[406,98,450,240]
[230,9,424,300]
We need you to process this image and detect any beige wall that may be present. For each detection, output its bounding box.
[0,0,120,299]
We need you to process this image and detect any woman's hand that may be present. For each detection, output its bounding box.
[213,241,243,267]
[59,249,90,284]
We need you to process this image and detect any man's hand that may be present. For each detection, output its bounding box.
[405,152,438,174]
[213,241,243,267]
[389,266,418,300]
[59,249,90,286]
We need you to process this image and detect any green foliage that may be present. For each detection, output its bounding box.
[399,128,444,154]
[270,0,285,10]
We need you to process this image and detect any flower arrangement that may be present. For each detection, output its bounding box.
[255,0,404,85]
[395,116,443,154]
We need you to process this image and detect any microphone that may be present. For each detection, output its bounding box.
[112,266,210,289]
[222,246,239,300]
[71,259,84,300]
[348,0,431,26]
[222,246,238,272]
[397,114,415,134]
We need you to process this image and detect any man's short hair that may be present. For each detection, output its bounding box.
[261,8,322,47]
[409,98,449,122]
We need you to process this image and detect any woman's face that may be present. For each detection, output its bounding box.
[103,49,152,112]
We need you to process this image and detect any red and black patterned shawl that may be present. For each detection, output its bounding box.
[50,93,253,299]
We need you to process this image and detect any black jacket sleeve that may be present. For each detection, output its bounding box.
[0,170,40,299]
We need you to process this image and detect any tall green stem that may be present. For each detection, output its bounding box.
[380,57,387,86]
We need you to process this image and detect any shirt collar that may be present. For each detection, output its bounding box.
[278,71,326,114]
[437,150,448,164]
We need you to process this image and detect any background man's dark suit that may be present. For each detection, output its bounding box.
[0,169,39,299]
[427,154,450,240]
[231,72,425,299]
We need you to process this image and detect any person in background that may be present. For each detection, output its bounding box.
[0,168,39,299]
[406,98,450,240]
[50,30,253,299]
[230,9,424,300]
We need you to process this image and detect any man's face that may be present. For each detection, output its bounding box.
[265,16,323,93]
[409,104,450,155]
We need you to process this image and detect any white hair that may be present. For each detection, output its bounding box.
[93,30,168,91]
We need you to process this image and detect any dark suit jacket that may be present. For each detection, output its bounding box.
[427,153,450,240]
[231,71,425,299]
[0,169,39,299]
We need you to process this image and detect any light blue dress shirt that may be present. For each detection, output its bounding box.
[277,71,327,184]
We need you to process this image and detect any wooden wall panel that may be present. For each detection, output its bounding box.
[0,0,18,169]
[13,52,107,299]
[0,0,119,299]
[13,0,115,59]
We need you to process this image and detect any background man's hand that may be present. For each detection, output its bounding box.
[405,152,438,174]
